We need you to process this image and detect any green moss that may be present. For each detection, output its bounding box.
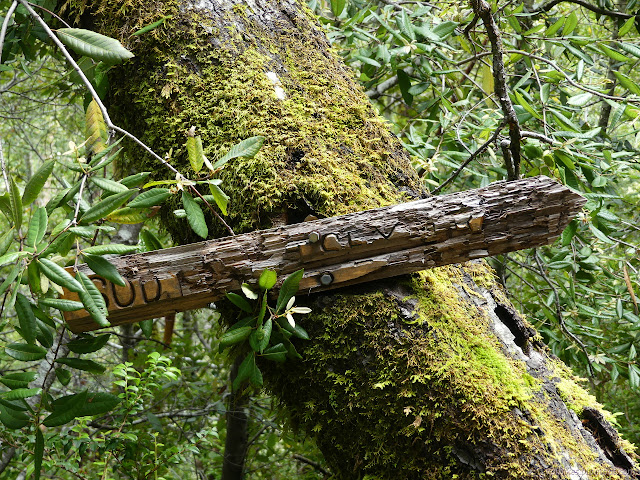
[69,1,422,242]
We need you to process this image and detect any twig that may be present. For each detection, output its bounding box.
[530,0,631,19]
[292,454,332,476]
[431,119,505,194]
[0,1,18,67]
[0,139,10,192]
[469,0,521,180]
[521,130,557,144]
[533,250,595,379]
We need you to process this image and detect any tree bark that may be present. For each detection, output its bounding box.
[67,0,639,478]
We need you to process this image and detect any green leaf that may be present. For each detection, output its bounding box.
[26,207,48,247]
[1,372,36,389]
[120,171,151,188]
[139,229,163,251]
[69,225,115,239]
[23,160,55,205]
[619,42,640,59]
[258,269,277,290]
[35,428,44,480]
[563,11,578,35]
[0,404,30,429]
[396,69,413,106]
[83,253,125,286]
[0,265,20,297]
[0,388,41,400]
[330,0,346,17]
[546,17,566,36]
[128,188,171,208]
[567,93,592,107]
[55,368,71,386]
[213,136,265,170]
[589,224,615,244]
[9,177,22,230]
[208,183,229,216]
[77,392,120,416]
[5,343,47,361]
[0,227,14,256]
[15,293,37,344]
[89,176,129,193]
[56,29,134,63]
[276,269,304,313]
[561,220,578,247]
[131,16,172,36]
[233,353,262,389]
[83,244,139,255]
[80,189,134,224]
[139,319,153,338]
[56,358,106,374]
[39,298,84,311]
[0,251,28,268]
[76,271,109,328]
[259,318,272,353]
[38,258,84,293]
[619,17,636,36]
[182,191,208,239]
[397,9,415,41]
[67,334,110,354]
[219,326,252,348]
[43,390,88,427]
[613,71,640,95]
[226,292,253,313]
[187,135,205,173]
[262,343,287,362]
[598,43,629,62]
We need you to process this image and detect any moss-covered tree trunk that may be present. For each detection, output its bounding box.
[68,0,639,477]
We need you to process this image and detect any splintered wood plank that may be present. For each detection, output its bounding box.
[61,176,585,332]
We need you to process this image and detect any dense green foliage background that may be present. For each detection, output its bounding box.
[1,0,640,477]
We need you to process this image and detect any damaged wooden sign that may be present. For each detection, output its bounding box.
[61,176,585,332]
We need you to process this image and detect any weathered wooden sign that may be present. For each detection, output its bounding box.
[61,176,585,332]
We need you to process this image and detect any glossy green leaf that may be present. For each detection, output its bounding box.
[76,271,109,328]
[38,258,83,293]
[77,392,120,416]
[261,343,287,362]
[83,253,125,286]
[80,189,134,224]
[561,220,578,247]
[330,0,346,17]
[131,16,172,36]
[563,11,578,35]
[182,191,208,239]
[120,171,151,188]
[208,183,229,216]
[0,227,14,256]
[226,292,253,313]
[39,298,84,311]
[83,244,139,255]
[187,135,205,173]
[43,390,88,427]
[57,29,134,63]
[258,269,277,291]
[26,207,47,247]
[213,136,265,170]
[5,343,47,361]
[0,251,27,268]
[56,358,106,374]
[613,71,640,95]
[128,188,171,208]
[15,293,37,344]
[34,428,43,480]
[276,269,304,313]
[397,69,413,106]
[219,326,252,348]
[139,229,163,251]
[67,334,110,354]
[9,177,22,230]
[140,319,153,338]
[0,388,41,400]
[0,404,30,429]
[0,372,36,389]
[23,160,54,205]
[89,176,129,193]
[55,368,71,386]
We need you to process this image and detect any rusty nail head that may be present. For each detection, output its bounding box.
[320,273,333,286]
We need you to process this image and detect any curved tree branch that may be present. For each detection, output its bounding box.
[531,0,631,19]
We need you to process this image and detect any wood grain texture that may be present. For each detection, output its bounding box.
[62,176,585,332]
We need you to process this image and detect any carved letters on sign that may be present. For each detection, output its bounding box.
[63,274,182,324]
[61,176,586,333]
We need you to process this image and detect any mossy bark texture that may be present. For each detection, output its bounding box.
[70,0,639,477]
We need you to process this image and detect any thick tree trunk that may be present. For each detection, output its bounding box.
[68,0,639,478]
